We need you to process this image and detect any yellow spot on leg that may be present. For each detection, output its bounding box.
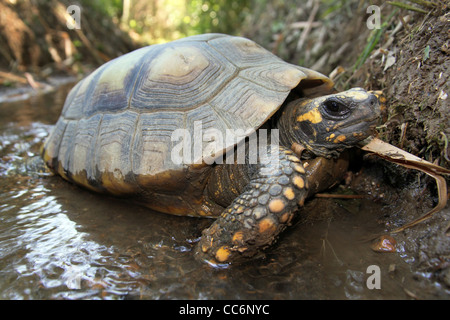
[268,198,285,213]
[235,206,244,214]
[293,163,305,174]
[287,155,300,163]
[215,246,231,262]
[298,197,305,206]
[283,187,295,200]
[232,231,244,244]
[293,176,305,189]
[259,218,277,234]
[279,212,292,224]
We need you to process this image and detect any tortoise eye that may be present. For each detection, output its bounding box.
[322,99,350,119]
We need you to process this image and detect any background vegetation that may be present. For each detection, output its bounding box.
[0,0,448,168]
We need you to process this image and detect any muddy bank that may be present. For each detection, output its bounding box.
[346,7,449,292]
[243,1,449,293]
[331,7,450,293]
[365,13,449,167]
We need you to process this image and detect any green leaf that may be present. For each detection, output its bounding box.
[423,45,430,62]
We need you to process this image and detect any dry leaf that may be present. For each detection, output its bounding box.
[360,137,449,232]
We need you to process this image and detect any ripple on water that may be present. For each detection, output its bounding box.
[0,178,146,299]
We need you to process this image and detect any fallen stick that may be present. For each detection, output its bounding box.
[0,71,28,84]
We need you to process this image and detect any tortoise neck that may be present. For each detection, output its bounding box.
[277,99,303,149]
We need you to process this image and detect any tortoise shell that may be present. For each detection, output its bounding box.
[42,34,333,216]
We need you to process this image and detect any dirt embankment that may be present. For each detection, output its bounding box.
[365,9,449,292]
[367,12,449,169]
[244,1,449,292]
[327,5,450,292]
[0,0,137,79]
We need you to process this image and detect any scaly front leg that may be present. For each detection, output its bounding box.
[195,146,309,266]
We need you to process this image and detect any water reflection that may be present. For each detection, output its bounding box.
[2,182,111,298]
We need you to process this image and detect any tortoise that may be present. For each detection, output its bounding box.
[41,34,381,266]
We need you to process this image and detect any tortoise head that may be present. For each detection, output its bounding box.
[289,88,381,158]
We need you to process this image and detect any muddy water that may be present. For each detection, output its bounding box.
[0,84,447,300]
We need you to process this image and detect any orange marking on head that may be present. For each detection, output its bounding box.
[333,135,347,143]
[296,108,323,124]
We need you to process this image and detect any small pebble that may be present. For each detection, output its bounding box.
[370,235,397,253]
